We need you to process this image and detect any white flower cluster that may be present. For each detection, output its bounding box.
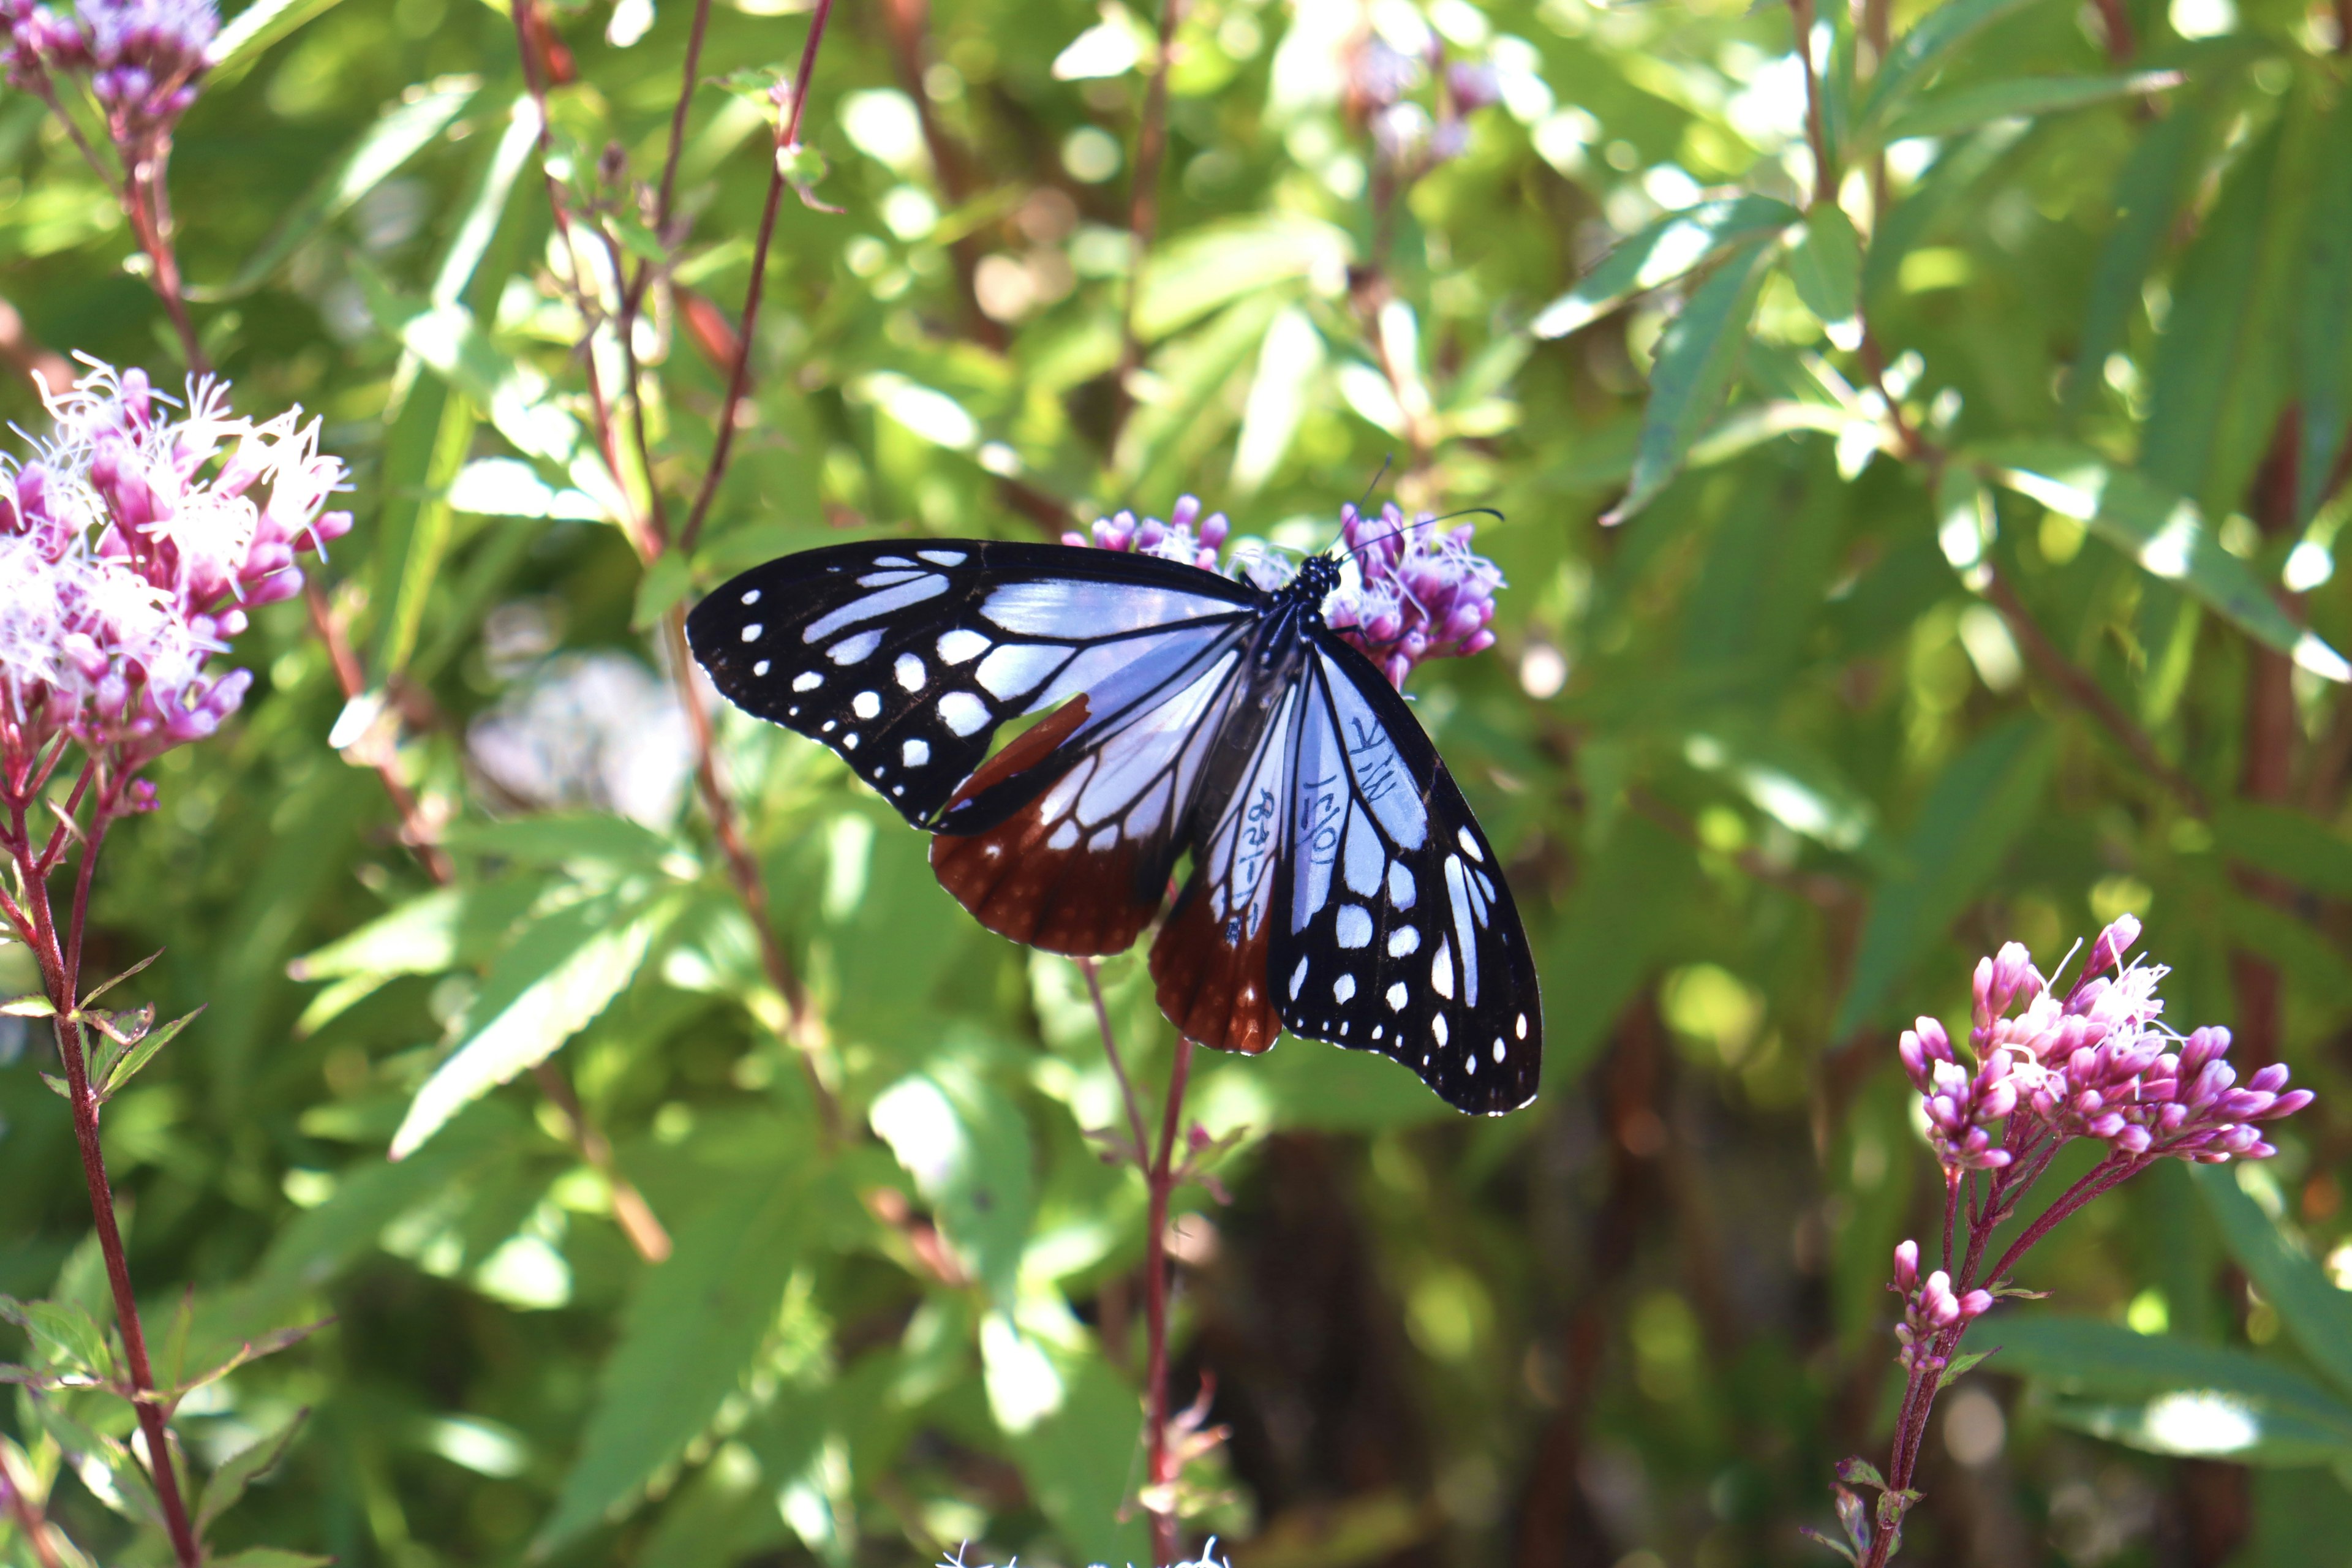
[0,358,349,790]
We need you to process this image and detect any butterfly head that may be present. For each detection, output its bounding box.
[1281,551,1343,613]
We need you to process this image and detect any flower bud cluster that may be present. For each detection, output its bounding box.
[1063,493,1230,573]
[1327,501,1501,688]
[1899,915,2313,1175]
[1344,31,1501,183]
[1888,1240,1991,1374]
[1,359,350,801]
[6,0,216,153]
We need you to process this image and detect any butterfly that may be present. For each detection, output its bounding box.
[685,535,1541,1114]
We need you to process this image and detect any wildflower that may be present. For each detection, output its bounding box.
[1327,500,1502,688]
[6,0,216,156]
[1065,495,1506,689]
[1888,1240,1992,1374]
[0,358,350,809]
[1065,493,1230,573]
[1928,914,2312,1170]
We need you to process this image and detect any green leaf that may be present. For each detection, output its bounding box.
[1853,0,2043,137]
[374,382,477,678]
[1877,71,2181,143]
[379,295,588,469]
[1680,723,1885,860]
[99,1003,203,1099]
[632,551,694,631]
[2212,802,2352,902]
[0,1298,113,1384]
[0,995,55,1017]
[440,813,682,876]
[209,0,349,78]
[1532,196,1798,340]
[1982,443,2352,681]
[2298,85,2352,525]
[535,1159,819,1552]
[1602,241,1774,525]
[431,95,542,307]
[2065,88,2210,420]
[287,886,466,982]
[197,1408,309,1532]
[1937,1347,1996,1390]
[1131,214,1352,341]
[1544,815,1703,1078]
[1833,717,2054,1036]
[1787,203,1861,330]
[2191,1164,2352,1401]
[209,75,481,297]
[2139,110,2310,518]
[1229,304,1324,496]
[206,1551,334,1568]
[1002,1354,1154,1567]
[1998,1314,2352,1463]
[869,1056,1034,1306]
[390,891,668,1159]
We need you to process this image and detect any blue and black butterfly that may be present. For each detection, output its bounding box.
[685,535,1541,1114]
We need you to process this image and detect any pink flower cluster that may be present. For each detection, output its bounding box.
[1327,501,1501,688]
[1068,495,1506,689]
[1898,915,2313,1175]
[1346,34,1500,181]
[0,360,350,804]
[1888,1240,1990,1376]
[5,0,216,149]
[1063,494,1231,573]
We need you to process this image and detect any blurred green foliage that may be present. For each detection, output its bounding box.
[5,0,2352,1560]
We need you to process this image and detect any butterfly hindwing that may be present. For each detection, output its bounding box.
[1267,637,1542,1114]
[685,540,1256,830]
[931,614,1253,954]
[1148,681,1300,1053]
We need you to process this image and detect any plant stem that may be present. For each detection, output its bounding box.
[1141,1033,1195,1566]
[678,0,836,554]
[1787,0,1836,208]
[660,609,842,1136]
[1079,957,1153,1167]
[4,810,200,1568]
[302,582,676,1262]
[0,1445,66,1568]
[1112,0,1186,436]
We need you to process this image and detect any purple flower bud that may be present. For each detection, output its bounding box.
[1447,59,1502,112]
[1893,1239,1920,1291]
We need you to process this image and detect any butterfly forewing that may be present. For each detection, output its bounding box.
[1268,638,1542,1114]
[685,540,1256,830]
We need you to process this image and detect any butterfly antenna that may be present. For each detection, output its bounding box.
[1340,506,1506,564]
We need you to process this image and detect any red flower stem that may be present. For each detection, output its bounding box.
[508,0,649,559]
[4,813,202,1568]
[1981,1159,2142,1287]
[1112,0,1186,418]
[1141,1033,1195,1566]
[1940,1172,1960,1275]
[677,0,835,555]
[32,758,97,877]
[0,1446,67,1568]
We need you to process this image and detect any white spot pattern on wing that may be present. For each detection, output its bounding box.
[804,574,946,642]
[1333,905,1373,948]
[938,692,989,736]
[793,671,823,692]
[902,739,930,767]
[1335,973,1357,1002]
[918,549,967,566]
[1387,925,1419,956]
[741,623,763,643]
[827,630,883,665]
[980,579,1237,638]
[895,653,926,691]
[938,628,988,663]
[852,691,881,720]
[977,643,1070,699]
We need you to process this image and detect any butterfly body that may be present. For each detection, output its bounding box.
[687,535,1541,1114]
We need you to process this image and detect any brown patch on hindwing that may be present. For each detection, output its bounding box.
[1150,873,1279,1055]
[930,696,1164,955]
